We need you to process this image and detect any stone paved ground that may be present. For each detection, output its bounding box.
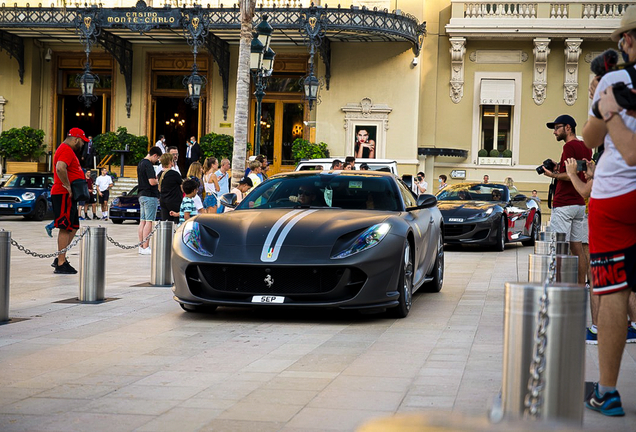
[0,217,634,431]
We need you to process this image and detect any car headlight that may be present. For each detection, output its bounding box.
[181,220,213,257]
[332,223,391,259]
[466,207,494,221]
[21,192,36,201]
[111,198,120,206]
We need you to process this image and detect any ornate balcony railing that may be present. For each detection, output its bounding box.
[448,1,630,39]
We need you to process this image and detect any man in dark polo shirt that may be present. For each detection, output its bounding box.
[52,127,89,274]
[137,146,162,255]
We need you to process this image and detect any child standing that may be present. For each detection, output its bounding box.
[169,179,198,226]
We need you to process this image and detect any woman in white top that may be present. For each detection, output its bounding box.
[203,157,220,212]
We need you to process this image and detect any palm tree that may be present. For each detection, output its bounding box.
[231,0,256,188]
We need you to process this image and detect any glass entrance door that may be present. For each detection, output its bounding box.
[253,100,305,175]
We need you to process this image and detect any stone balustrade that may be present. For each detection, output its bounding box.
[459,1,630,20]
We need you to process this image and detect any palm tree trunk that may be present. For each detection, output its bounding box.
[231,0,255,188]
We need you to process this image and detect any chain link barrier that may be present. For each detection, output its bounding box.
[2,221,162,257]
[1,227,88,259]
[105,222,160,250]
[524,235,556,419]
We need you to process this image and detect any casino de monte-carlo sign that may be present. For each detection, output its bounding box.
[101,1,182,31]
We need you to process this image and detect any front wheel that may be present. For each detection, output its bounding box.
[111,219,124,224]
[31,200,47,221]
[494,216,506,252]
[389,241,413,318]
[423,235,444,293]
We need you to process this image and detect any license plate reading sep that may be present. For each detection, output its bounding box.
[252,296,284,304]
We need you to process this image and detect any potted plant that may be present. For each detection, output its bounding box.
[0,126,46,173]
[291,139,330,163]
[93,127,149,177]
[478,148,512,166]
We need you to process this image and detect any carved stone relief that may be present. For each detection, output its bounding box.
[533,38,551,105]
[449,37,466,104]
[564,38,582,106]
[341,98,392,158]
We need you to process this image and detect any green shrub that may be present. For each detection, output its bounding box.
[92,127,148,165]
[200,132,236,159]
[502,149,512,158]
[489,149,500,157]
[477,149,488,157]
[291,139,330,163]
[0,126,46,162]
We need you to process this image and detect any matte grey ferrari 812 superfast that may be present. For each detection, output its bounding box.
[172,171,444,318]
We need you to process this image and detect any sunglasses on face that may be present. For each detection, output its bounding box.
[298,190,313,196]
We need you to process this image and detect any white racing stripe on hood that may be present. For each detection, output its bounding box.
[260,209,318,262]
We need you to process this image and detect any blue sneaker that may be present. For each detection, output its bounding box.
[585,383,625,416]
[45,224,53,238]
[586,328,598,345]
[627,326,636,344]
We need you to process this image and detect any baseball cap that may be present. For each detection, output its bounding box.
[546,115,576,130]
[68,127,89,142]
[611,5,636,42]
[238,177,253,187]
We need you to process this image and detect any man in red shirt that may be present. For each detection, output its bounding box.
[543,114,593,284]
[52,127,89,274]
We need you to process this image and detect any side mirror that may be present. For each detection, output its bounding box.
[122,192,127,196]
[402,174,414,190]
[220,193,238,209]
[512,194,526,201]
[416,194,437,209]
[0,181,5,188]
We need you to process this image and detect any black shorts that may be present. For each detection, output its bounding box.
[99,190,110,204]
[52,193,79,232]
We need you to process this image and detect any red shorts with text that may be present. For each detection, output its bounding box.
[589,189,636,295]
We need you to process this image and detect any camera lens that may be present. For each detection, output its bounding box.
[536,166,545,175]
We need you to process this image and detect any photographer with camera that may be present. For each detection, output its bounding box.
[580,5,636,417]
[413,171,428,195]
[542,114,592,287]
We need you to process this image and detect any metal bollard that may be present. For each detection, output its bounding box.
[502,282,587,424]
[79,226,106,303]
[534,240,570,255]
[151,221,174,286]
[538,231,566,242]
[0,231,10,323]
[528,254,579,284]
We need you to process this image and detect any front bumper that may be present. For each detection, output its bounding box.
[0,201,36,216]
[443,218,498,245]
[171,232,407,311]
[109,206,140,221]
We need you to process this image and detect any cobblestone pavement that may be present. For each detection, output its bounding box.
[0,218,634,431]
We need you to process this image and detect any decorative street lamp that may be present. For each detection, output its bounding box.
[183,8,208,110]
[75,8,101,108]
[300,7,327,111]
[251,15,275,156]
[77,61,99,108]
[184,64,206,110]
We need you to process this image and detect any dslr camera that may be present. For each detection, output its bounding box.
[536,159,557,175]
[591,82,636,119]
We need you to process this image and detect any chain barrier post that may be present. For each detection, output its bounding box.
[0,231,10,323]
[150,221,174,286]
[79,226,106,303]
[500,235,587,425]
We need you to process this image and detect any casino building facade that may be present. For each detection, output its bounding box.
[0,0,628,189]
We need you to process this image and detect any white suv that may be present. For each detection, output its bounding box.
[295,158,399,175]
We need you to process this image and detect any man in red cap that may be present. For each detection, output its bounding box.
[51,127,89,274]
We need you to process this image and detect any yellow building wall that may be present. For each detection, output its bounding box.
[315,41,420,167]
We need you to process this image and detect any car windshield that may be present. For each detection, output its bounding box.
[235,174,401,211]
[3,174,47,188]
[436,183,508,202]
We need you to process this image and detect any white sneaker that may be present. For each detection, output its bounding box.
[140,247,152,255]
[138,246,144,254]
